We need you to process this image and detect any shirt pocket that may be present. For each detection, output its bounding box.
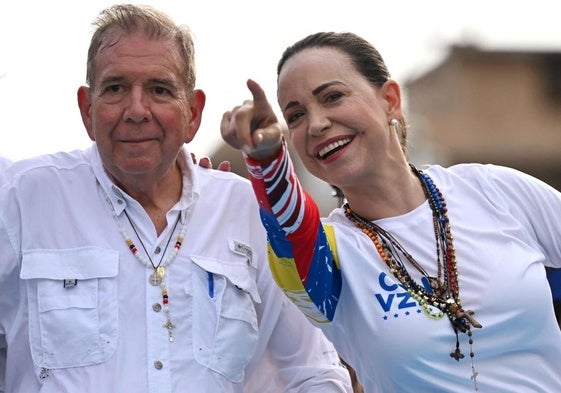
[20,247,119,369]
[189,245,261,383]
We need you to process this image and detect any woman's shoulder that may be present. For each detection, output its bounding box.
[425,162,537,188]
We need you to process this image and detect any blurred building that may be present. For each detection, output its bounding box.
[210,44,561,215]
[405,44,561,190]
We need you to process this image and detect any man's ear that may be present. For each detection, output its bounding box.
[184,89,206,144]
[77,86,95,141]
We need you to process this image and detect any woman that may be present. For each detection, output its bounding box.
[221,32,561,392]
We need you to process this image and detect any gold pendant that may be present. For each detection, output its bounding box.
[149,270,162,286]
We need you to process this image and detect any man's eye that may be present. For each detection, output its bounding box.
[154,86,170,95]
[107,85,122,93]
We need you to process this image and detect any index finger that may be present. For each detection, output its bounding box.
[247,79,270,111]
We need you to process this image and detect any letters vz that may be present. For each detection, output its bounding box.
[374,272,431,314]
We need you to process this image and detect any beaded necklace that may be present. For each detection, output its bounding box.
[123,210,183,286]
[344,164,482,390]
[121,211,186,342]
[103,189,187,342]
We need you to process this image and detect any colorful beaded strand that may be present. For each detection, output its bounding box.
[344,164,482,390]
[103,189,187,343]
[120,220,186,342]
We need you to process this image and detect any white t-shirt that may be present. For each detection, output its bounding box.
[312,165,561,393]
[321,164,561,392]
[249,144,561,393]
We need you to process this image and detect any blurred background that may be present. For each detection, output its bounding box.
[1,1,560,202]
[2,0,560,215]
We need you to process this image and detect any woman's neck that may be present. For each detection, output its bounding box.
[342,165,425,221]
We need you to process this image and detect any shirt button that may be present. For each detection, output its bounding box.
[154,246,161,254]
[152,303,162,312]
[154,360,163,370]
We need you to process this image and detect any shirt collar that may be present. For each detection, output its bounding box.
[89,143,200,222]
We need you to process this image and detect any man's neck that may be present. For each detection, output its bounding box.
[115,162,184,235]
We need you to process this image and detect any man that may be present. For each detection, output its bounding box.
[0,4,352,392]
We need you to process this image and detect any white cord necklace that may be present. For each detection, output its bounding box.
[123,209,183,285]
[103,190,187,342]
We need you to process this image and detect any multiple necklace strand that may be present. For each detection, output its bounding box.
[123,210,181,286]
[344,164,482,391]
[121,210,186,342]
[103,189,187,342]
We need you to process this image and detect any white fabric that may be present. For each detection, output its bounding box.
[0,144,351,393]
[0,157,10,172]
[0,154,7,392]
[320,164,561,393]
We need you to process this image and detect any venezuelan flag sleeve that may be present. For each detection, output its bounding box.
[245,141,342,323]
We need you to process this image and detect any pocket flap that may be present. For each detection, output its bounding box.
[21,247,119,280]
[190,255,261,303]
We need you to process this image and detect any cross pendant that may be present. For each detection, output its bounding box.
[450,348,465,361]
[163,318,176,342]
[459,309,482,329]
[453,309,483,332]
[471,368,479,391]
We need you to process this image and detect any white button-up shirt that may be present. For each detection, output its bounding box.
[0,145,351,393]
[0,157,10,172]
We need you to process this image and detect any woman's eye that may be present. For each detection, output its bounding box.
[286,111,304,125]
[325,91,343,102]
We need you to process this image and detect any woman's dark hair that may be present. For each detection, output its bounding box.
[277,32,390,87]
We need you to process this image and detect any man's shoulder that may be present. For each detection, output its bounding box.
[0,156,11,170]
[194,165,251,188]
[2,149,92,185]
[193,167,259,211]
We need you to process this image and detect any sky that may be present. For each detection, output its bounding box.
[1,0,560,161]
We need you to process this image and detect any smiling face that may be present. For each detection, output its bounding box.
[277,47,403,191]
[77,30,205,188]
